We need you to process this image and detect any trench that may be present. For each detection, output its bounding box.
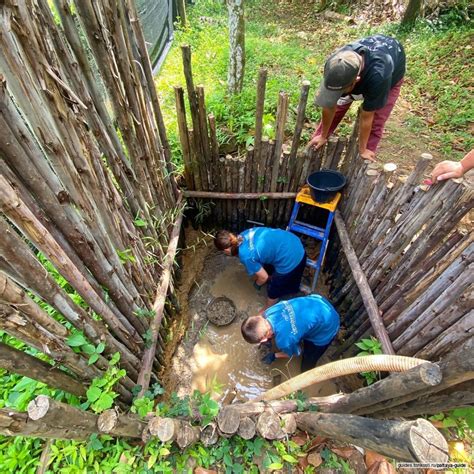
[165,228,338,402]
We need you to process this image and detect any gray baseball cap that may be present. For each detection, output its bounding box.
[315,49,362,108]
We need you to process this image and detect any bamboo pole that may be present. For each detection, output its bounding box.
[0,342,86,397]
[137,206,184,396]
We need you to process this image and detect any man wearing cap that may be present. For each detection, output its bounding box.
[310,34,406,161]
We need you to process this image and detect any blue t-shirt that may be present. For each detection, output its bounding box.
[265,295,340,356]
[238,228,304,275]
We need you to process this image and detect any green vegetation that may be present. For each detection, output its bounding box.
[157,0,472,172]
[355,336,382,385]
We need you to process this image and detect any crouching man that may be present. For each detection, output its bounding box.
[241,295,340,372]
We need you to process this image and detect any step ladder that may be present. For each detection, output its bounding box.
[287,186,341,293]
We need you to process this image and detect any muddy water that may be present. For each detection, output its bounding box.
[189,257,337,402]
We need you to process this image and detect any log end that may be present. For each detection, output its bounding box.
[217,406,240,434]
[419,363,442,386]
[409,419,448,463]
[27,395,50,421]
[97,409,119,433]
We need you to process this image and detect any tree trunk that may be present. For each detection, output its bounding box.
[402,0,423,25]
[227,0,245,94]
[97,409,146,438]
[295,413,448,463]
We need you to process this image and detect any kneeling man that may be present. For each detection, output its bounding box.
[241,295,340,372]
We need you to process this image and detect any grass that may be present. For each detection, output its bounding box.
[157,0,473,171]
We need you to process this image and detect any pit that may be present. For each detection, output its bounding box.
[165,229,338,403]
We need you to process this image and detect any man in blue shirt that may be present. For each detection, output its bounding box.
[214,228,306,309]
[241,295,340,371]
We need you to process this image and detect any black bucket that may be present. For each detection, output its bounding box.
[307,169,347,203]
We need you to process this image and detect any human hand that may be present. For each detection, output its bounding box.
[359,149,376,162]
[431,160,464,182]
[308,134,328,150]
[261,352,276,365]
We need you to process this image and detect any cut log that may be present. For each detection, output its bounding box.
[256,411,285,440]
[97,409,146,438]
[237,416,256,440]
[176,421,200,449]
[217,406,240,434]
[200,422,219,446]
[296,413,448,463]
[148,416,180,442]
[280,413,297,434]
[0,408,93,440]
[28,396,98,434]
[334,362,442,414]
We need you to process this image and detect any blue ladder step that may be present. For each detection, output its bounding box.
[288,222,325,240]
[306,258,318,269]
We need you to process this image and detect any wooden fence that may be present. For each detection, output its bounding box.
[0,0,180,399]
[326,138,473,361]
[176,48,348,229]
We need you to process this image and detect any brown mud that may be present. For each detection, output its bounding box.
[165,231,337,402]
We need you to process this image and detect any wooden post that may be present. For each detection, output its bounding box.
[174,86,194,189]
[334,210,395,354]
[267,92,289,223]
[295,413,448,463]
[290,80,310,161]
[136,205,184,396]
[0,342,86,398]
[177,0,187,27]
[254,68,268,162]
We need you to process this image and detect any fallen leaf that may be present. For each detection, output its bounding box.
[298,454,309,471]
[367,460,396,474]
[331,446,357,459]
[291,434,307,446]
[194,468,217,474]
[348,451,367,474]
[307,435,327,451]
[307,452,322,467]
[365,450,387,469]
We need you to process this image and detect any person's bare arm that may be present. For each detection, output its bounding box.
[309,106,337,149]
[254,267,269,286]
[431,150,474,182]
[359,109,376,161]
[275,351,290,359]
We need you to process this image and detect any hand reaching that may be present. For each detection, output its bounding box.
[431,160,464,182]
[308,135,328,150]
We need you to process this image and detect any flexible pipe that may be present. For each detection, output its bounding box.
[257,355,428,402]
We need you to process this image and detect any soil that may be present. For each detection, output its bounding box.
[164,228,338,402]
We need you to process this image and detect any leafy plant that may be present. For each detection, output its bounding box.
[355,336,382,386]
[116,248,137,264]
[430,407,474,440]
[143,329,153,349]
[321,448,353,473]
[67,332,105,365]
[134,308,156,319]
[131,397,155,418]
[192,390,219,426]
[85,353,125,413]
